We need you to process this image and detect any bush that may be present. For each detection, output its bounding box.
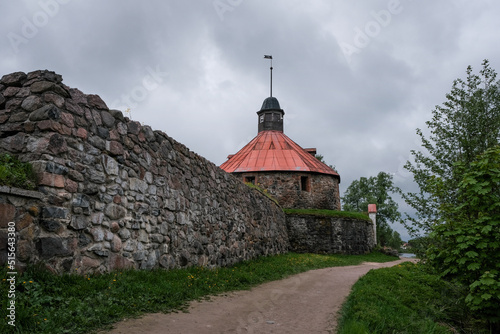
[427,146,500,328]
[0,153,37,190]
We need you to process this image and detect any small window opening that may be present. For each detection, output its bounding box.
[245,176,256,185]
[301,176,310,192]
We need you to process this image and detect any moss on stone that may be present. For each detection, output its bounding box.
[283,208,371,222]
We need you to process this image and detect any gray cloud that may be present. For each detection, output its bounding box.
[2,0,500,241]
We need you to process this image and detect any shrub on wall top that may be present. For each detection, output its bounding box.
[0,153,37,190]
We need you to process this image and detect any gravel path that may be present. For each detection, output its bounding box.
[101,258,414,334]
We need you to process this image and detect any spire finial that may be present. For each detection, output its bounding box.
[264,55,273,97]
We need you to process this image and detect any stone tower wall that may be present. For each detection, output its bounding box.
[0,70,289,274]
[237,172,341,210]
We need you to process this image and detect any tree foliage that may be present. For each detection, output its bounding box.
[403,60,500,329]
[403,60,500,235]
[427,146,500,328]
[342,172,402,248]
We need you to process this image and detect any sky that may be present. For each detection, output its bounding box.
[2,0,500,242]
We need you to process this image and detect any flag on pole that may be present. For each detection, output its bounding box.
[264,55,272,59]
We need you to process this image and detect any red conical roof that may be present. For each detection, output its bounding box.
[220,130,339,177]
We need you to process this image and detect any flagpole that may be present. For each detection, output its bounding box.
[270,58,273,97]
[264,55,273,97]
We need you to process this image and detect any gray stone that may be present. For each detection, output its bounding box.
[119,228,131,240]
[46,162,68,175]
[70,216,89,230]
[90,228,105,242]
[36,237,71,258]
[123,240,135,252]
[150,234,164,243]
[140,251,157,270]
[42,206,69,219]
[68,169,84,182]
[29,104,61,121]
[9,112,28,123]
[104,204,126,220]
[87,94,108,110]
[73,194,91,208]
[1,72,27,86]
[31,81,69,97]
[40,219,62,232]
[102,155,119,176]
[88,136,106,151]
[91,212,104,225]
[133,250,147,261]
[21,95,43,111]
[48,134,68,154]
[109,109,124,121]
[128,121,141,134]
[94,250,109,257]
[78,233,92,247]
[138,230,149,243]
[130,178,148,193]
[111,235,122,252]
[88,169,106,184]
[159,254,175,269]
[177,212,188,225]
[88,244,102,252]
[104,230,114,241]
[97,126,109,139]
[101,110,115,127]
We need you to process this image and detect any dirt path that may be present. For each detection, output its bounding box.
[101,258,414,334]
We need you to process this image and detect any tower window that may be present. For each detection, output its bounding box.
[244,176,256,185]
[301,176,310,192]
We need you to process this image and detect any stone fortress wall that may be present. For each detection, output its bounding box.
[0,70,289,274]
[0,70,374,274]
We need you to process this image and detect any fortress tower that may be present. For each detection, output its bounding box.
[220,96,341,210]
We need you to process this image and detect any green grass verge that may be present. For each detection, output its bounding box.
[283,208,371,221]
[337,262,489,334]
[0,252,396,334]
[0,153,37,190]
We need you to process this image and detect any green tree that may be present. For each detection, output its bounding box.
[403,60,500,235]
[342,172,402,248]
[315,154,337,173]
[427,146,500,330]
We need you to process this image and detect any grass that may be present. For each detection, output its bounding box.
[0,153,37,190]
[283,208,371,221]
[0,252,397,334]
[337,262,489,334]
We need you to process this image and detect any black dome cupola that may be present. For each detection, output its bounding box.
[257,96,285,133]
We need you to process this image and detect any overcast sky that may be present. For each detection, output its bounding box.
[2,1,500,241]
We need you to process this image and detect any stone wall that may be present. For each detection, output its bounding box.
[236,172,341,210]
[286,214,375,255]
[0,70,289,274]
